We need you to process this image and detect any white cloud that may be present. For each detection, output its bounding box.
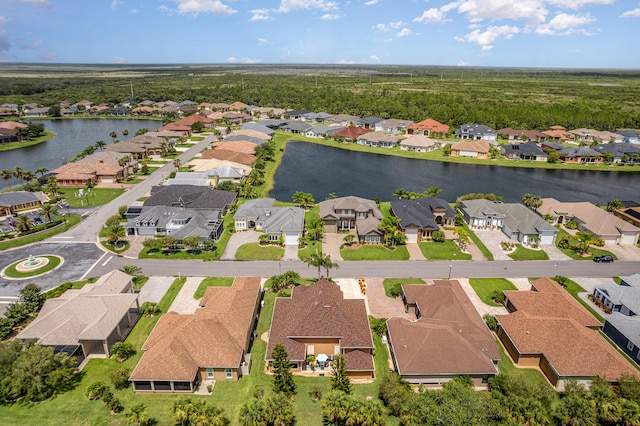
[111,0,123,10]
[250,8,272,21]
[130,8,138,14]
[0,16,7,25]
[535,12,594,35]
[111,56,127,64]
[19,0,52,8]
[375,23,389,32]
[321,13,341,20]
[338,59,356,64]
[242,57,261,64]
[369,54,381,62]
[621,8,640,18]
[41,52,57,60]
[364,0,379,5]
[396,28,413,37]
[547,0,614,9]
[414,8,449,24]
[389,20,405,29]
[257,38,269,45]
[227,57,237,63]
[455,25,520,50]
[278,0,338,13]
[172,0,237,17]
[457,0,547,25]
[16,38,43,49]
[457,60,470,66]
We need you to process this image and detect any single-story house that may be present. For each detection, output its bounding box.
[387,280,500,387]
[234,198,304,245]
[399,135,440,152]
[330,126,372,141]
[500,141,548,161]
[130,276,262,393]
[327,114,361,126]
[615,205,640,227]
[17,270,139,360]
[558,146,604,164]
[569,129,623,144]
[356,131,400,148]
[497,128,547,143]
[0,191,43,216]
[24,107,50,117]
[542,127,573,142]
[374,118,414,134]
[390,198,455,243]
[226,129,271,142]
[163,172,211,188]
[616,129,640,144]
[357,116,384,129]
[593,274,640,317]
[455,124,497,142]
[303,125,344,139]
[603,314,640,366]
[537,198,640,245]
[460,199,557,245]
[281,121,313,134]
[125,205,223,242]
[595,143,640,164]
[266,279,375,380]
[449,140,490,159]
[406,118,449,137]
[52,162,125,187]
[241,122,275,136]
[200,148,257,165]
[210,141,257,155]
[302,112,334,123]
[319,196,384,243]
[496,277,638,390]
[204,166,247,185]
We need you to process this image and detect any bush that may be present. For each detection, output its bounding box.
[140,301,160,317]
[111,341,136,362]
[483,314,498,331]
[102,389,123,414]
[389,283,404,298]
[491,290,506,304]
[565,220,578,230]
[557,237,571,249]
[110,366,131,390]
[0,317,13,339]
[369,317,388,336]
[593,238,605,247]
[553,275,568,287]
[86,381,109,400]
[431,230,445,242]
[309,385,323,402]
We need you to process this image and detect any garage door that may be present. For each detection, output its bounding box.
[284,232,299,246]
[405,229,418,244]
[620,233,636,245]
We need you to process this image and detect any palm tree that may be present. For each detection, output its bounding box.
[40,203,57,222]
[122,129,129,138]
[1,169,11,182]
[423,186,442,198]
[321,253,339,278]
[392,188,409,199]
[576,231,594,256]
[21,171,35,189]
[172,158,182,169]
[522,193,542,210]
[35,167,48,178]
[106,225,125,246]
[118,155,131,180]
[245,169,264,186]
[109,131,117,142]
[120,265,142,277]
[379,215,402,246]
[46,176,59,197]
[304,250,324,278]
[16,214,33,233]
[95,140,106,151]
[12,166,23,183]
[454,226,470,251]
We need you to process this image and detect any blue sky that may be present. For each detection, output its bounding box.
[1,0,639,68]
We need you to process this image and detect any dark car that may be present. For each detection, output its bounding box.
[593,255,614,263]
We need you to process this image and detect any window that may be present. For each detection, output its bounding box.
[206,368,214,378]
[269,234,279,242]
[225,368,233,379]
[628,341,635,351]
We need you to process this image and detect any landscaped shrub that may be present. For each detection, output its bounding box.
[500,241,515,251]
[483,314,498,331]
[111,341,136,362]
[259,234,270,245]
[389,283,404,298]
[431,230,445,242]
[553,275,568,287]
[110,366,131,390]
[557,237,571,249]
[140,301,160,317]
[369,317,388,336]
[593,238,605,247]
[86,381,109,400]
[309,385,323,402]
[491,290,506,305]
[565,220,578,230]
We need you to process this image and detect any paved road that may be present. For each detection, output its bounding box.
[57,135,217,243]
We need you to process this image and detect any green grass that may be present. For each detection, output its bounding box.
[235,243,284,260]
[0,215,81,250]
[100,240,130,254]
[468,278,517,306]
[496,341,557,391]
[461,222,494,260]
[555,228,618,260]
[45,278,97,299]
[418,240,472,260]
[507,244,550,260]
[60,188,125,207]
[188,137,204,142]
[299,240,322,260]
[139,246,218,261]
[2,255,62,278]
[559,277,605,322]
[0,130,55,152]
[382,278,425,298]
[341,244,410,260]
[193,277,234,299]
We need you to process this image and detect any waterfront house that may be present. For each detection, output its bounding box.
[210,141,257,155]
[357,116,384,129]
[330,126,372,141]
[449,140,490,159]
[399,135,440,152]
[144,185,236,216]
[390,197,455,243]
[406,118,449,137]
[234,198,304,245]
[303,125,344,139]
[374,118,414,134]
[356,131,400,148]
[616,129,640,144]
[455,124,497,142]
[501,141,547,161]
[595,143,640,164]
[327,114,361,126]
[558,146,604,164]
[498,128,547,143]
[319,196,384,243]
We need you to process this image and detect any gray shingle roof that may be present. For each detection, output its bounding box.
[461,199,556,235]
[0,191,41,207]
[145,185,236,210]
[606,313,640,348]
[391,198,455,230]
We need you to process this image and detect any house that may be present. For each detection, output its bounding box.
[390,198,455,243]
[603,314,640,366]
[266,279,375,380]
[17,270,139,360]
[163,172,211,188]
[241,122,275,136]
[616,129,640,144]
[210,141,257,155]
[303,125,344,139]
[330,126,372,141]
[498,128,547,143]
[110,105,129,116]
[226,129,271,142]
[281,121,313,134]
[387,280,500,387]
[374,118,414,134]
[558,146,603,164]
[406,118,450,137]
[593,274,640,316]
[537,198,640,245]
[319,196,384,243]
[542,127,573,142]
[327,114,361,126]
[204,165,248,185]
[130,277,261,393]
[356,131,400,148]
[449,140,490,159]
[460,199,557,245]
[144,185,236,216]
[24,107,50,117]
[0,128,18,144]
[302,112,333,123]
[595,143,640,164]
[0,191,44,216]
[615,205,640,227]
[125,205,223,242]
[569,129,623,144]
[399,135,440,152]
[223,135,265,145]
[284,109,311,120]
[357,116,384,129]
[228,101,249,111]
[496,277,638,389]
[200,149,256,165]
[455,124,497,142]
[186,158,252,179]
[52,162,124,187]
[234,198,304,245]
[500,141,548,161]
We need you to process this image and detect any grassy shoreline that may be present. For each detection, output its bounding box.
[0,130,55,152]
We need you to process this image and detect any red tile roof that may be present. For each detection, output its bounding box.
[331,126,372,139]
[407,118,450,134]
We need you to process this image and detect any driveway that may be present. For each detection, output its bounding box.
[138,276,174,305]
[604,243,640,261]
[405,244,425,260]
[365,277,415,320]
[322,233,344,261]
[472,229,513,261]
[168,276,204,314]
[220,230,260,260]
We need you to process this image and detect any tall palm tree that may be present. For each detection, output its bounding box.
[40,203,57,222]
[21,171,35,189]
[304,250,324,279]
[392,188,409,200]
[1,169,11,182]
[46,176,59,197]
[321,253,339,279]
[122,129,129,138]
[12,166,23,183]
[423,186,442,198]
[35,167,48,178]
[16,214,33,233]
[109,131,117,142]
[245,169,264,187]
[95,140,106,151]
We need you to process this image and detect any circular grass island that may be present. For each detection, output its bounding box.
[1,255,64,280]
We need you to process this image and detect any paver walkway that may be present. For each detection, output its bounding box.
[405,244,425,260]
[472,229,513,261]
[366,277,415,319]
[168,276,204,314]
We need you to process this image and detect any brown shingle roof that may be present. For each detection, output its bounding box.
[53,162,123,180]
[210,141,257,154]
[200,149,257,165]
[266,280,373,365]
[130,277,261,381]
[450,139,490,154]
[331,126,372,139]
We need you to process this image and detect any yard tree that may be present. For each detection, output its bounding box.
[125,403,153,426]
[454,227,470,251]
[105,214,121,228]
[16,214,33,233]
[423,186,442,198]
[120,264,142,277]
[191,121,205,133]
[322,253,339,279]
[304,250,324,278]
[1,169,11,182]
[343,234,355,246]
[35,167,48,178]
[239,393,295,426]
[111,341,136,362]
[392,188,409,199]
[330,354,352,394]
[135,128,149,136]
[322,390,386,426]
[19,283,45,313]
[40,202,57,222]
[292,191,315,209]
[95,140,106,151]
[245,168,265,187]
[522,193,542,210]
[171,397,230,426]
[182,235,201,254]
[306,216,324,241]
[575,231,595,255]
[379,215,403,247]
[106,225,125,246]
[271,343,296,397]
[606,199,624,212]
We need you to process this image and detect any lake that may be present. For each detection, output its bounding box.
[270,141,640,205]
[0,118,160,190]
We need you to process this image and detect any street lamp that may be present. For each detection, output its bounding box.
[447,264,452,280]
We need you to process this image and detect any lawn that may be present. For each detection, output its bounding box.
[235,243,284,260]
[45,277,97,299]
[341,244,409,260]
[418,240,472,260]
[382,278,426,298]
[100,240,130,254]
[555,228,618,260]
[507,244,549,260]
[557,276,605,322]
[0,215,81,251]
[468,278,517,306]
[496,340,557,392]
[138,247,218,261]
[461,222,494,260]
[193,277,234,299]
[2,255,61,278]
[60,188,125,208]
[299,240,322,261]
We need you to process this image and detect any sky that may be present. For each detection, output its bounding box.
[1,0,639,68]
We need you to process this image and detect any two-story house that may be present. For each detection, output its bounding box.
[455,123,497,143]
[319,196,384,243]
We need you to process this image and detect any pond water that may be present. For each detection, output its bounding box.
[270,141,640,204]
[0,118,161,190]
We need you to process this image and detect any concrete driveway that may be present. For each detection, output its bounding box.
[138,276,174,305]
[603,243,640,261]
[472,228,569,261]
[220,230,260,260]
[322,233,344,261]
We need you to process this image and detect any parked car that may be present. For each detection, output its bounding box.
[593,255,614,263]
